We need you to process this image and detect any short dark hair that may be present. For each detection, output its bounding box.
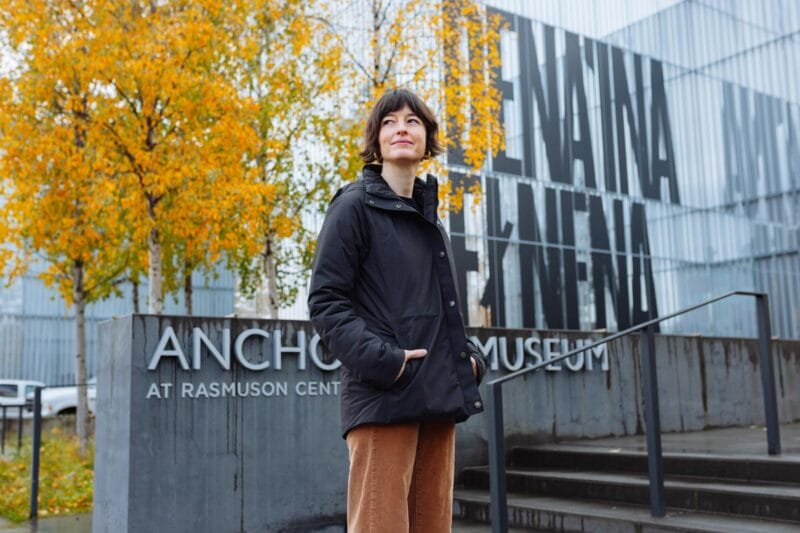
[359,88,443,164]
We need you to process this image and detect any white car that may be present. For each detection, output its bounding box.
[0,379,45,419]
[40,377,97,417]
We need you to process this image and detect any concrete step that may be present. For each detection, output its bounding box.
[460,467,800,522]
[453,489,800,532]
[452,517,532,532]
[509,444,800,484]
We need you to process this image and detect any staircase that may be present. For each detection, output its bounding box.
[452,440,800,532]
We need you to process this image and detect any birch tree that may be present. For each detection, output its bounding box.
[230,0,350,317]
[94,0,261,314]
[0,0,135,454]
[321,0,505,209]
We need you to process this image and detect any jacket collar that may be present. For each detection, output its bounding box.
[361,164,439,223]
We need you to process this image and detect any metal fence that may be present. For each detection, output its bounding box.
[0,402,29,454]
[0,385,93,520]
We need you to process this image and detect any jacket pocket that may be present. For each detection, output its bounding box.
[392,357,420,389]
[391,313,437,389]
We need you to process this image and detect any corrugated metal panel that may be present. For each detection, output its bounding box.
[0,268,235,383]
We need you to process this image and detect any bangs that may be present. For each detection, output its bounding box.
[374,90,428,120]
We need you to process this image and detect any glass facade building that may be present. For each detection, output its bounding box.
[444,0,800,338]
[2,0,798,384]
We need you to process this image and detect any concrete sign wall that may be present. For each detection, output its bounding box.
[93,315,800,532]
[94,316,347,533]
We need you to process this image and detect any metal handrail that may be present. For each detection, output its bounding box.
[485,291,780,532]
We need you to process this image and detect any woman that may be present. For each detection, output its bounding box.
[308,88,486,532]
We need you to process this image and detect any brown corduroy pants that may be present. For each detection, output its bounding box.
[345,420,456,533]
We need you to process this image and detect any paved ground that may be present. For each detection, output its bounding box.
[0,514,90,533]
[557,422,800,456]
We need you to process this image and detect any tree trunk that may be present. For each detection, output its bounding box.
[148,227,163,314]
[73,261,89,457]
[254,274,266,317]
[265,251,279,319]
[184,263,193,316]
[255,237,280,319]
[132,279,140,313]
[371,0,382,85]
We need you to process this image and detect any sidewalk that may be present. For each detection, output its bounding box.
[559,422,800,456]
[0,514,91,533]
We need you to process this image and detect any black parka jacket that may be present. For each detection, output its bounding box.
[308,164,486,437]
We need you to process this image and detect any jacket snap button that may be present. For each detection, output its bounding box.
[368,199,375,204]
[395,203,402,208]
[448,300,455,308]
[474,401,482,409]
[439,251,445,258]
[460,351,467,359]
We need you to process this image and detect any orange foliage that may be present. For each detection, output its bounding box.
[0,0,135,304]
[1,0,336,313]
[0,0,504,317]
[321,0,504,215]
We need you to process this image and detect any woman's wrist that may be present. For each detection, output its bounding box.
[394,358,407,382]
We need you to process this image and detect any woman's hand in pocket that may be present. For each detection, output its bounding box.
[395,349,427,382]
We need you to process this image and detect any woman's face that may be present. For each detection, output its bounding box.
[378,105,426,165]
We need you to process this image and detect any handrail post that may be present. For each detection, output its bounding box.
[29,386,42,521]
[1,406,5,454]
[486,381,508,533]
[640,324,665,517]
[755,294,781,455]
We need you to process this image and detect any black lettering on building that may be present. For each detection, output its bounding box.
[589,195,628,330]
[563,32,596,189]
[722,83,789,220]
[454,13,681,332]
[480,177,512,326]
[518,21,564,182]
[630,202,659,329]
[560,190,580,328]
[595,41,618,193]
[649,59,680,204]
[612,47,649,197]
[491,8,523,176]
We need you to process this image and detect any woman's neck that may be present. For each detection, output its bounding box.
[381,161,418,197]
